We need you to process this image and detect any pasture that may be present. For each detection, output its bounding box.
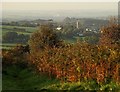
[2,25,37,35]
[1,25,35,49]
[1,43,26,50]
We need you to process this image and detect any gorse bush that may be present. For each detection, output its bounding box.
[28,41,120,84]
[28,19,120,85]
[99,18,120,48]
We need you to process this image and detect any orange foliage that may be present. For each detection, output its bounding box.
[28,41,120,84]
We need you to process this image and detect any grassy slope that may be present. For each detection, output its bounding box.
[2,25,37,36]
[2,65,59,90]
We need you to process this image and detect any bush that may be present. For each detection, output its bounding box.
[28,41,120,84]
[29,25,62,53]
[2,44,29,68]
[99,18,120,48]
[3,32,29,44]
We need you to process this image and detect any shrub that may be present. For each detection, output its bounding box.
[28,41,120,84]
[99,18,120,48]
[2,44,29,68]
[29,25,62,53]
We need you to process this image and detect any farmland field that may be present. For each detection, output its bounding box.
[2,25,37,35]
[1,43,26,50]
[2,25,37,32]
[1,25,34,49]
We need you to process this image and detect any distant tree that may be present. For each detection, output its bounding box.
[17,34,29,43]
[3,32,18,43]
[3,32,29,43]
[29,25,62,53]
[99,18,120,48]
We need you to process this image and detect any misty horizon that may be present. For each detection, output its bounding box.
[2,2,118,21]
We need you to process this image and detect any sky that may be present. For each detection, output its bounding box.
[1,0,119,2]
[3,2,117,11]
[2,2,118,20]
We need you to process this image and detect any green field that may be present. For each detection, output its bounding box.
[2,25,37,32]
[1,25,35,49]
[1,43,25,50]
[1,25,38,36]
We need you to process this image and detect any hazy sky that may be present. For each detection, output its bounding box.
[3,2,117,11]
[2,2,118,20]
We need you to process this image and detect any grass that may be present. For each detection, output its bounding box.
[2,65,59,91]
[0,43,20,50]
[1,25,37,36]
[45,81,120,91]
[1,43,27,50]
[2,25,37,32]
[2,31,31,36]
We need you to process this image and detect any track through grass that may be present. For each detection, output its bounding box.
[2,65,59,91]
